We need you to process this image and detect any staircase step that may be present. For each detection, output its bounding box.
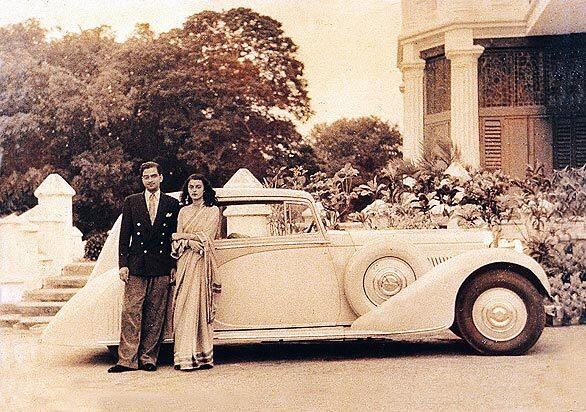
[13,316,53,330]
[61,262,95,277]
[44,275,89,289]
[0,314,21,327]
[0,303,18,315]
[14,301,65,316]
[23,288,80,302]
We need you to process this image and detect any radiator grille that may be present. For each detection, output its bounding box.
[427,256,451,267]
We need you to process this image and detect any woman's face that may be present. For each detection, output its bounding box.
[188,179,205,203]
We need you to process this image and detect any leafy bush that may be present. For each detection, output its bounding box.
[264,163,360,229]
[514,165,586,325]
[84,231,108,261]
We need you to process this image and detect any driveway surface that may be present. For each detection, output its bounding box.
[0,326,584,411]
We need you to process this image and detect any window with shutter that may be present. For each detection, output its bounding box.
[482,119,502,170]
[553,118,572,169]
[575,117,586,167]
[553,117,586,169]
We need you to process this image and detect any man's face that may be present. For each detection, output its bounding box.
[142,167,163,193]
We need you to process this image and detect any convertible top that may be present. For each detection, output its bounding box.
[167,187,314,202]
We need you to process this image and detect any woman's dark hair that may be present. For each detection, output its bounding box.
[180,174,218,206]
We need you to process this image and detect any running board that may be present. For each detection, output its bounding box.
[176,326,444,345]
[100,326,447,347]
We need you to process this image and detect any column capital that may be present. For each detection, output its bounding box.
[399,59,426,73]
[445,45,485,64]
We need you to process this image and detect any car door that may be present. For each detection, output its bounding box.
[213,199,341,330]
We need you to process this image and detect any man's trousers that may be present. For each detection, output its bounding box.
[116,274,170,369]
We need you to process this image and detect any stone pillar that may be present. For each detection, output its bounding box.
[445,29,484,169]
[71,226,84,261]
[400,58,426,164]
[222,168,272,238]
[222,204,272,237]
[30,174,76,277]
[0,215,40,301]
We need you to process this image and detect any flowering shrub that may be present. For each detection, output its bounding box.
[265,163,359,229]
[515,165,586,325]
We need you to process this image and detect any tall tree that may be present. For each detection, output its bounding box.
[118,8,313,185]
[310,116,402,181]
[0,10,314,232]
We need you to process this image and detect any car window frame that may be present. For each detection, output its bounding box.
[214,197,329,246]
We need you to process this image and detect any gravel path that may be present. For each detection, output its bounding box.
[1,326,584,411]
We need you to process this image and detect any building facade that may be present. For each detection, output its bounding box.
[399,0,586,177]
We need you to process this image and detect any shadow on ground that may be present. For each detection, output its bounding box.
[213,338,475,364]
[37,328,558,368]
[93,337,478,366]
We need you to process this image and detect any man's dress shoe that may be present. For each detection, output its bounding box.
[107,365,135,373]
[140,364,157,372]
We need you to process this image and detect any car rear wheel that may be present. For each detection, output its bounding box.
[455,269,545,355]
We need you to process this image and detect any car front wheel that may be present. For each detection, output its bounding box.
[455,269,545,355]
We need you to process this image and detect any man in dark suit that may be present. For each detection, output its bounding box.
[108,161,180,373]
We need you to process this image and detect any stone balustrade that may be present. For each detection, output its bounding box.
[0,174,84,303]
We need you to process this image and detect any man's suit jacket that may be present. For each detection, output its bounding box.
[118,192,180,277]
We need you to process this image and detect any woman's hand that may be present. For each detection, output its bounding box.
[119,267,129,282]
[172,233,196,241]
[187,239,203,250]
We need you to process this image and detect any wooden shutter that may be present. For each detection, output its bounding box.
[482,119,502,170]
[553,117,572,169]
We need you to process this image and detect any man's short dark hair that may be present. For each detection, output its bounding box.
[140,161,161,175]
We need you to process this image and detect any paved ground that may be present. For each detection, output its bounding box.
[0,326,584,411]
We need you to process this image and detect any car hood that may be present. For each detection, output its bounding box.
[328,228,493,248]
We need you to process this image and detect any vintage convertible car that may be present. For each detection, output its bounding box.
[42,187,551,355]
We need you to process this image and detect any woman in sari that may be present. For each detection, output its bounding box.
[171,174,221,370]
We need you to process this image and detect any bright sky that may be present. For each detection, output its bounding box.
[2,0,403,134]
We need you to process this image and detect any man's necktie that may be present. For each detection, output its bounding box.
[148,193,156,224]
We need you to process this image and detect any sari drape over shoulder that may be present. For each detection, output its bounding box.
[171,205,220,370]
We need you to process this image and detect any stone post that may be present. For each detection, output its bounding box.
[445,29,484,169]
[0,215,40,300]
[30,174,76,277]
[400,57,426,164]
[222,168,272,238]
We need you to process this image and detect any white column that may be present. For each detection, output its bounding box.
[222,168,272,237]
[445,45,484,169]
[31,174,76,277]
[400,59,426,164]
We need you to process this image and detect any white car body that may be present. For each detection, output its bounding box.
[42,188,551,353]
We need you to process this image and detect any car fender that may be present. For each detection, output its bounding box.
[41,268,123,346]
[344,240,432,316]
[351,248,551,334]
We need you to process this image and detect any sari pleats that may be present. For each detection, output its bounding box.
[171,205,220,370]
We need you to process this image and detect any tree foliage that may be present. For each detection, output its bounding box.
[0,10,313,233]
[310,116,401,182]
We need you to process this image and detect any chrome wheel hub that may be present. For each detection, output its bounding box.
[472,288,528,342]
[364,257,415,305]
